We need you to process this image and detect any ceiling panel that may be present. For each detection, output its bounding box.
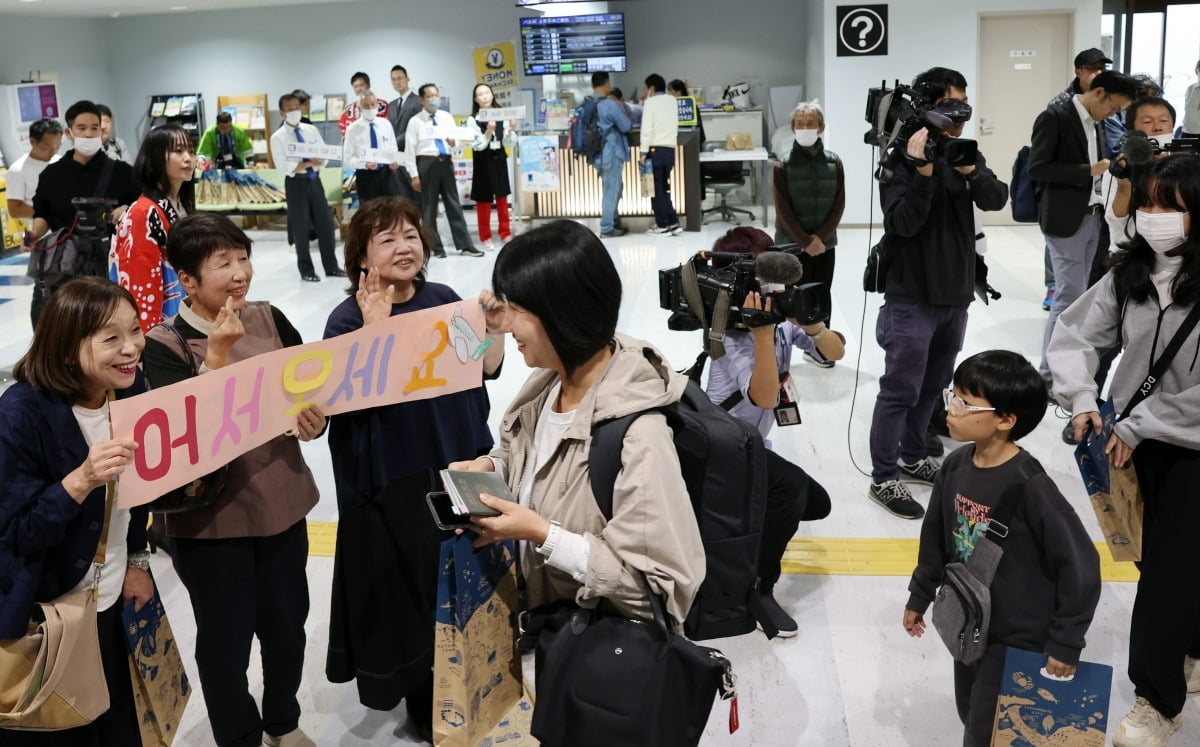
[0,0,357,18]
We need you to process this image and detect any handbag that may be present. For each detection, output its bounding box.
[526,573,736,747]
[1074,300,1200,562]
[930,460,1041,664]
[0,478,116,730]
[25,158,116,292]
[142,323,227,514]
[863,237,893,293]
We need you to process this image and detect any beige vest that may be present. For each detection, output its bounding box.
[163,302,320,539]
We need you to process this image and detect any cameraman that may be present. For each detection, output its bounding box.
[26,100,138,327]
[704,227,841,637]
[1109,96,1180,237]
[868,67,1009,519]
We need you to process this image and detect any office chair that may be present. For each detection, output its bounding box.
[700,141,755,224]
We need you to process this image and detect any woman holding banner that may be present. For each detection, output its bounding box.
[323,196,504,740]
[467,83,516,250]
[1047,154,1200,747]
[0,277,151,744]
[140,214,324,747]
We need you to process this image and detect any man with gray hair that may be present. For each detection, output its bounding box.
[7,117,62,222]
[343,90,403,205]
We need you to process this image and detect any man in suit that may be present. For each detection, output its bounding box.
[1030,70,1139,388]
[388,64,423,201]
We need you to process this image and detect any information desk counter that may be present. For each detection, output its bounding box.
[517,130,702,231]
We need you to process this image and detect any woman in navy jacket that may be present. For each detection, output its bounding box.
[0,277,152,745]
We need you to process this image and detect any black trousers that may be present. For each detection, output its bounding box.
[171,520,310,747]
[355,167,395,205]
[390,165,417,201]
[284,175,339,277]
[759,450,830,589]
[1128,439,1200,719]
[415,157,473,253]
[29,284,46,331]
[953,642,1007,747]
[648,146,679,228]
[797,247,836,326]
[0,601,139,746]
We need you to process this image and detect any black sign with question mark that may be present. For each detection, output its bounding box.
[836,5,888,57]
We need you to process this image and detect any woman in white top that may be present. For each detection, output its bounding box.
[0,277,151,745]
[466,84,517,250]
[1184,60,1200,136]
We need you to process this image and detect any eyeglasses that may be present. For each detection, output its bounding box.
[942,388,996,417]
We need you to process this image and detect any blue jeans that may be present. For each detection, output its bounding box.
[649,146,678,228]
[598,157,625,233]
[869,301,969,482]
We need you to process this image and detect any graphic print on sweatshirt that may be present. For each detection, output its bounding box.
[953,492,992,562]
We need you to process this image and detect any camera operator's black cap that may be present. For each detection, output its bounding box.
[1074,48,1113,68]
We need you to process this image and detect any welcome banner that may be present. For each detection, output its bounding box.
[111,301,492,508]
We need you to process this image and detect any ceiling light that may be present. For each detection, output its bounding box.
[171,5,188,9]
[19,0,42,5]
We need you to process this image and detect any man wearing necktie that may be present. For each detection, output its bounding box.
[402,83,482,258]
[269,92,344,282]
[344,90,403,206]
[1029,70,1139,389]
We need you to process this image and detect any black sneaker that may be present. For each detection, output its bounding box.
[757,590,798,638]
[1062,422,1079,445]
[459,247,485,257]
[868,480,925,519]
[600,227,628,237]
[899,457,940,485]
[432,248,447,259]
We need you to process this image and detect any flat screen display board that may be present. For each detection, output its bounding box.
[520,13,627,75]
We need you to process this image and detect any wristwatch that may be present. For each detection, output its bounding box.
[127,552,151,572]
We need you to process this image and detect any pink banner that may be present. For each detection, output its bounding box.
[110,301,493,508]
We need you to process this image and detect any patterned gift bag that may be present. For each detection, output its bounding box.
[993,647,1113,747]
[123,586,191,746]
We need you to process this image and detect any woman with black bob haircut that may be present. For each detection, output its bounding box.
[111,123,196,331]
[448,218,705,644]
[0,277,150,745]
[323,196,504,740]
[1047,153,1200,745]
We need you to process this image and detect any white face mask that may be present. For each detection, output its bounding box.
[284,110,302,126]
[73,136,103,157]
[794,129,820,147]
[360,106,377,121]
[1136,209,1189,254]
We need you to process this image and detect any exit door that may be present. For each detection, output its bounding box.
[976,13,1072,226]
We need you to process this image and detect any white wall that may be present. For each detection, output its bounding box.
[819,0,1104,225]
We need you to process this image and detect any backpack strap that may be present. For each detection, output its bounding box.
[588,413,643,520]
[980,457,1045,548]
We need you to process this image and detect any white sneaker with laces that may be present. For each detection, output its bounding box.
[646,225,673,235]
[1186,655,1200,693]
[1113,696,1181,747]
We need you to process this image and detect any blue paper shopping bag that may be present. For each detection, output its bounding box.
[992,647,1113,747]
[123,586,191,745]
[1073,399,1143,561]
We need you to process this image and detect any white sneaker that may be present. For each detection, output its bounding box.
[263,728,316,747]
[646,225,672,235]
[1186,656,1200,693]
[669,224,684,236]
[481,239,497,252]
[1113,696,1181,747]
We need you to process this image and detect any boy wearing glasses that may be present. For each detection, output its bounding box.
[902,350,1100,747]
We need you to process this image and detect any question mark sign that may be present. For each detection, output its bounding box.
[851,14,874,47]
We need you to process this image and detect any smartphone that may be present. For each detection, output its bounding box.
[426,491,474,531]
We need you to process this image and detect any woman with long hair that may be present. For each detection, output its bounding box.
[1048,154,1200,746]
[0,277,151,745]
[111,123,196,331]
[466,83,516,250]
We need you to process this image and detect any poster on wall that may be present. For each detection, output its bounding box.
[517,136,560,192]
[454,114,476,205]
[473,41,519,109]
[836,5,888,57]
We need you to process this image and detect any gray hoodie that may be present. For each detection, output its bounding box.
[1047,271,1200,449]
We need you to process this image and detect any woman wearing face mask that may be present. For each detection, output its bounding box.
[1047,154,1200,747]
[466,83,516,250]
[0,277,150,746]
[110,124,196,332]
[322,197,504,740]
[772,100,845,331]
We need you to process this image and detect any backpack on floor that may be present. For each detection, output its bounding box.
[569,96,604,161]
[588,380,776,640]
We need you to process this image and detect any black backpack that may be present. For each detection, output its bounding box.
[588,380,776,640]
[1010,145,1039,223]
[570,96,604,160]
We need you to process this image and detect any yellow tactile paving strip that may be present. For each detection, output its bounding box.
[305,523,1139,583]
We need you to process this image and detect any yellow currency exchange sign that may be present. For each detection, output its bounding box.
[473,41,519,108]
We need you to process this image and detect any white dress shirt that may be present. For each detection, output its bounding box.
[269,122,327,177]
[402,108,459,172]
[1071,95,1103,207]
[466,115,518,151]
[6,152,61,205]
[343,116,401,170]
[639,93,679,152]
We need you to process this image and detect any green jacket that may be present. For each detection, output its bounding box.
[197,124,254,166]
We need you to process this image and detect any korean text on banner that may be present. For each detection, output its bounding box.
[110,302,493,508]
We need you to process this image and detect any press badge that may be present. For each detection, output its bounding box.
[774,373,801,427]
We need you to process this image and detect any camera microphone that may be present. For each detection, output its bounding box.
[1122,131,1157,167]
[755,250,804,287]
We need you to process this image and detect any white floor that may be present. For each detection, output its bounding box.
[2,205,1197,746]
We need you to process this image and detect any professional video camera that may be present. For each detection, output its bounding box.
[659,245,830,332]
[863,80,978,181]
[69,196,119,278]
[1110,132,1200,179]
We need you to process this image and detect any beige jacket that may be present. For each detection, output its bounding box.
[491,334,705,626]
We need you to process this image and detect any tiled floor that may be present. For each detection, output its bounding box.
[2,206,1197,746]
